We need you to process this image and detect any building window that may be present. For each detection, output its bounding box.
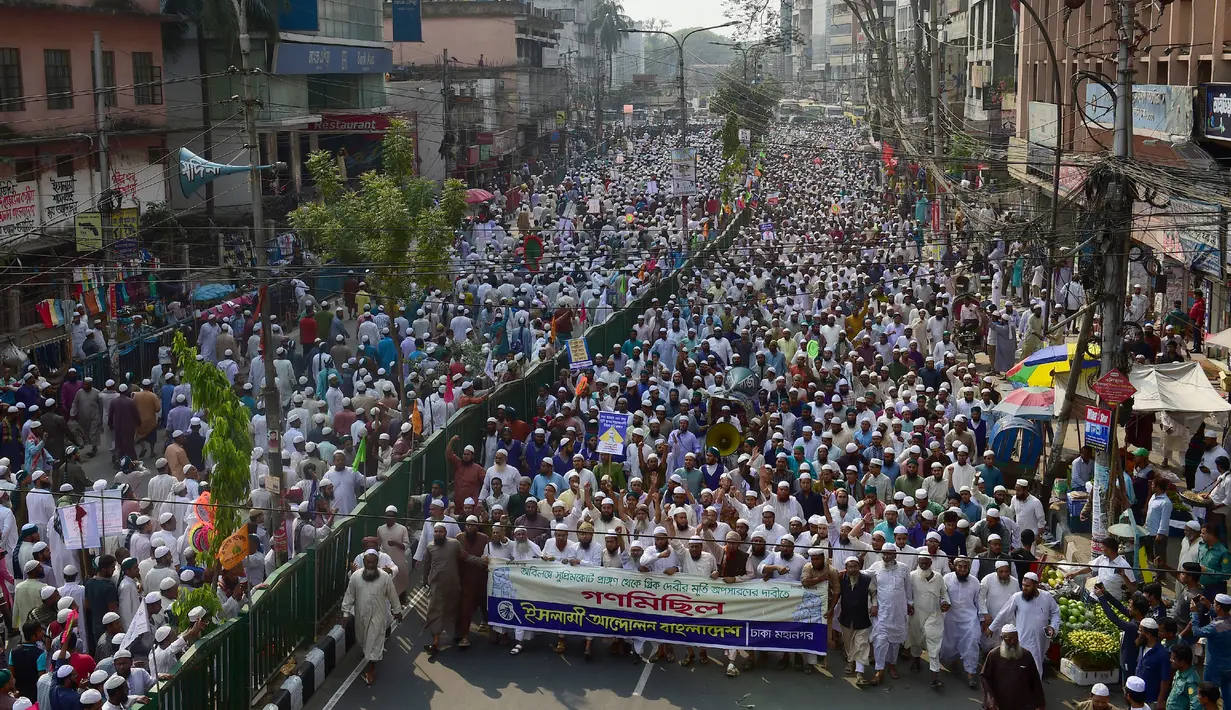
[55,155,74,178]
[91,50,116,107]
[132,53,163,105]
[0,48,23,112]
[14,158,36,183]
[44,49,73,110]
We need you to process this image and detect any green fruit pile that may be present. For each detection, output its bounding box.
[1043,568,1065,587]
[1062,629,1120,670]
[1058,597,1100,632]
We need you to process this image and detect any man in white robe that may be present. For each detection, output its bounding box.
[941,556,987,688]
[867,543,912,684]
[907,554,948,687]
[987,571,1060,677]
[341,550,403,686]
[980,560,1020,652]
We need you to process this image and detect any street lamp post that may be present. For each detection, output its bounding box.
[621,21,736,149]
[622,22,735,239]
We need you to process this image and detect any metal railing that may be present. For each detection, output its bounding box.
[131,208,750,710]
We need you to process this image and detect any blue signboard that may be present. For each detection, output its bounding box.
[1204,83,1231,142]
[1084,83,1194,138]
[272,42,393,75]
[391,0,423,42]
[277,0,319,32]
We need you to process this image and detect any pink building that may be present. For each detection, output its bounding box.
[0,0,169,261]
[385,1,565,183]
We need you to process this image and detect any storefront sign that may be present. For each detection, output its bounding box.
[307,114,392,132]
[278,0,319,32]
[1204,83,1231,142]
[486,560,828,654]
[1084,406,1112,450]
[76,212,102,252]
[1027,101,1058,148]
[1135,198,1222,274]
[271,42,392,75]
[1085,83,1194,138]
[390,0,422,42]
[670,147,698,197]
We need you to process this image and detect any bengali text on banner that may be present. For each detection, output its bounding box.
[486,559,827,654]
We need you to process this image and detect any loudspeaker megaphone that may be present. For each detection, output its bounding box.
[706,422,742,458]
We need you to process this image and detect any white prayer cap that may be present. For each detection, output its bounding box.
[14,699,33,710]
[1001,623,1017,634]
[926,531,941,542]
[1125,676,1146,693]
[144,592,161,604]
[653,526,668,535]
[89,669,109,684]
[159,577,177,591]
[1217,593,1231,605]
[180,570,195,583]
[432,522,447,531]
[428,498,444,508]
[1140,617,1159,630]
[102,611,120,625]
[81,689,102,705]
[1091,683,1110,697]
[1023,572,1039,582]
[1015,478,1029,488]
[105,674,127,690]
[986,508,1000,518]
[135,515,151,526]
[995,560,1010,569]
[188,606,207,621]
[987,534,1001,542]
[882,543,898,552]
[39,585,56,600]
[155,546,171,558]
[56,664,75,678]
[155,625,174,643]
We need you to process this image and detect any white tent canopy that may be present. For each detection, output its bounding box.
[1127,362,1231,414]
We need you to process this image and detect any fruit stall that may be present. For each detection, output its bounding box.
[1043,566,1127,685]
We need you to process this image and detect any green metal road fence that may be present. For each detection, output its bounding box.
[134,209,749,710]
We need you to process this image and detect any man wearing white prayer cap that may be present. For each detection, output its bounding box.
[906,549,948,687]
[939,556,984,688]
[1124,675,1148,708]
[343,548,404,685]
[981,622,1046,709]
[988,568,1060,677]
[865,539,911,685]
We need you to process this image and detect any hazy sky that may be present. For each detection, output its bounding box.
[620,0,738,35]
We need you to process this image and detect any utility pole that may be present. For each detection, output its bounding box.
[442,48,450,175]
[928,0,942,159]
[92,32,117,371]
[1092,0,1136,544]
[233,0,286,562]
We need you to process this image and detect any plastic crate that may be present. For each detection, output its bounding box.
[1060,657,1118,686]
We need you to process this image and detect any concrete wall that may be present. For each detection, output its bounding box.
[386,80,445,183]
[0,5,167,136]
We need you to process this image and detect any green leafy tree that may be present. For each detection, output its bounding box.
[711,67,784,134]
[289,119,467,300]
[589,0,631,88]
[172,332,250,568]
[717,113,748,204]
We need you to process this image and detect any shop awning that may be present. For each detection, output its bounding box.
[1127,362,1231,414]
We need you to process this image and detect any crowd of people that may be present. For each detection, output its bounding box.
[4,115,1230,710]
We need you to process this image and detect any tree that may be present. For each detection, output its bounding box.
[289,119,467,301]
[710,65,784,134]
[588,0,632,88]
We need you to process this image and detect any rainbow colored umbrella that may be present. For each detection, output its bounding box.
[992,387,1055,419]
[1006,343,1101,386]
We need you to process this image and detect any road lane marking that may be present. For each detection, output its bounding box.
[632,661,655,696]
